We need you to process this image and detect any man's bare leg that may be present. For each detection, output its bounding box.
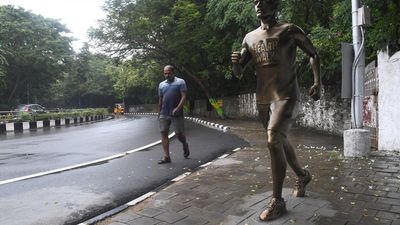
[159,131,171,163]
[176,132,190,158]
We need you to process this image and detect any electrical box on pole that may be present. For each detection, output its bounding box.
[357,6,371,26]
[341,43,354,99]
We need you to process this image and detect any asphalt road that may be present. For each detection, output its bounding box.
[0,116,248,225]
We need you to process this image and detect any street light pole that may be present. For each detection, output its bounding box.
[344,0,371,157]
[351,0,364,128]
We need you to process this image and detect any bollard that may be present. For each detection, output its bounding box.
[344,129,371,157]
[29,121,37,129]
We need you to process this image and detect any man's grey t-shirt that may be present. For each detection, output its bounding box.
[158,77,187,117]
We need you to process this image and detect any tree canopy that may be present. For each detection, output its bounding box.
[0,1,398,110]
[0,5,73,108]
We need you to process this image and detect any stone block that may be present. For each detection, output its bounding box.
[344,129,371,157]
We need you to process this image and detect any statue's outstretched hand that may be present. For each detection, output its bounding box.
[231,51,242,63]
[231,51,243,79]
[309,83,320,101]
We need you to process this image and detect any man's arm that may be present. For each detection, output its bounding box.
[293,26,321,100]
[172,91,186,116]
[158,97,163,118]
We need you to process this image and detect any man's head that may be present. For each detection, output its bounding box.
[164,65,175,82]
[254,0,279,19]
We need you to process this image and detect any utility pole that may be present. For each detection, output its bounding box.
[344,0,371,157]
[351,0,364,128]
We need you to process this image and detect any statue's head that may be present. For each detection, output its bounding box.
[254,0,279,19]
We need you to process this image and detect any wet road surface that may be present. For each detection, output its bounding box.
[0,116,248,225]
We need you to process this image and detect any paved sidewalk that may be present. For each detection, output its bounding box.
[94,119,400,225]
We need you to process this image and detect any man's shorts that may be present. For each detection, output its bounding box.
[257,99,298,136]
[159,115,185,134]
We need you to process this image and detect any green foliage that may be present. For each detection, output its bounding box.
[0,113,13,123]
[363,0,400,57]
[0,5,73,106]
[51,45,116,108]
[20,112,33,122]
[0,0,396,108]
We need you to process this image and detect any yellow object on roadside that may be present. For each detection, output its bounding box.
[114,103,124,115]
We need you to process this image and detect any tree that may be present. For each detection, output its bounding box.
[363,0,400,57]
[52,44,116,108]
[106,59,160,104]
[91,0,246,117]
[0,5,73,107]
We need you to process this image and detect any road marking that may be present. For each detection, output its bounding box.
[0,132,176,186]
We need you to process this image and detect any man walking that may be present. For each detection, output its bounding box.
[232,0,321,221]
[157,65,190,164]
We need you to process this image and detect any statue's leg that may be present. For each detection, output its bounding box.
[269,100,311,197]
[267,130,287,199]
[258,104,286,197]
[286,137,312,197]
[283,139,305,177]
[258,104,287,221]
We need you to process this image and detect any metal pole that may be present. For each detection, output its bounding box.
[351,0,365,128]
[344,0,370,158]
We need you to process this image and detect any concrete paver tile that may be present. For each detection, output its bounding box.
[375,211,400,221]
[172,215,208,225]
[169,194,196,204]
[391,219,400,225]
[112,212,142,223]
[313,216,348,225]
[240,193,269,209]
[136,207,165,217]
[178,205,221,219]
[364,202,392,211]
[219,214,251,225]
[171,182,200,191]
[154,192,179,200]
[158,201,190,213]
[387,192,400,199]
[376,197,400,206]
[362,208,379,217]
[376,186,398,192]
[108,222,128,225]
[357,216,393,225]
[154,211,187,224]
[314,207,337,217]
[390,205,400,214]
[363,189,388,197]
[124,216,161,225]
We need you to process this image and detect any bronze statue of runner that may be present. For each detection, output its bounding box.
[232,0,321,221]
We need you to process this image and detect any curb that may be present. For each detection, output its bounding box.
[0,115,112,134]
[125,113,230,132]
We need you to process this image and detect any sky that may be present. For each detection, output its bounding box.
[0,0,106,51]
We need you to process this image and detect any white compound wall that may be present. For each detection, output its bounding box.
[378,50,400,151]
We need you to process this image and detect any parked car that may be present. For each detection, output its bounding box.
[14,104,48,114]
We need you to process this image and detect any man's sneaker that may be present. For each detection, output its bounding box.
[259,197,287,221]
[293,169,311,197]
